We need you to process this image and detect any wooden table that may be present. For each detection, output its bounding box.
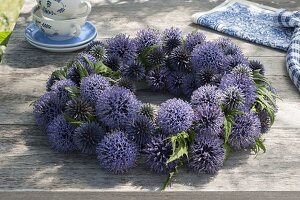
[1,0,300,199]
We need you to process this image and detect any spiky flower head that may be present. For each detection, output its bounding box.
[184,32,206,53]
[104,54,122,71]
[157,98,194,135]
[139,103,155,121]
[189,135,225,174]
[120,61,146,81]
[166,71,185,95]
[194,103,224,137]
[249,60,265,75]
[106,33,137,63]
[80,74,110,104]
[221,86,245,111]
[33,92,65,130]
[96,86,141,129]
[169,46,192,72]
[191,85,222,108]
[85,41,107,61]
[196,66,221,86]
[135,28,161,52]
[96,131,138,174]
[227,54,249,70]
[191,42,228,73]
[144,134,177,173]
[146,47,166,67]
[182,73,199,97]
[231,64,253,77]
[50,79,76,101]
[47,115,76,153]
[229,112,261,149]
[126,115,155,146]
[216,37,242,56]
[65,97,94,122]
[162,27,182,54]
[117,77,136,92]
[257,109,271,134]
[73,122,105,154]
[146,66,170,91]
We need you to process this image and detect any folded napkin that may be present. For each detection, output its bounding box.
[192,0,300,91]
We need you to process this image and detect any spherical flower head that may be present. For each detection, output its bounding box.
[229,112,261,149]
[80,74,110,104]
[96,131,138,174]
[191,85,222,108]
[50,79,76,101]
[157,98,194,135]
[257,109,271,134]
[189,135,225,174]
[169,46,192,72]
[120,61,146,81]
[249,60,265,75]
[227,54,249,70]
[196,66,222,86]
[135,28,161,52]
[47,115,76,153]
[222,86,245,111]
[126,115,155,146]
[106,33,137,63]
[73,122,105,154]
[85,41,107,61]
[191,42,228,73]
[139,103,155,121]
[117,77,136,92]
[194,103,224,137]
[104,54,122,71]
[46,75,58,91]
[231,64,253,77]
[184,32,206,53]
[96,86,142,129]
[166,71,185,96]
[216,37,242,56]
[162,27,182,54]
[182,73,200,97]
[144,134,177,173]
[146,66,170,91]
[65,97,94,122]
[220,72,256,110]
[33,92,65,130]
[146,47,166,67]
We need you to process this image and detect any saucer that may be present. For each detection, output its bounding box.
[26,33,97,52]
[25,21,97,48]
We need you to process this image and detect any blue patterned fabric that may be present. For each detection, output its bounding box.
[192,0,300,91]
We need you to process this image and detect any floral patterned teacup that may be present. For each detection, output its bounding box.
[32,5,87,40]
[37,0,91,20]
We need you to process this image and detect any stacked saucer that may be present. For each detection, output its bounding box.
[25,0,97,52]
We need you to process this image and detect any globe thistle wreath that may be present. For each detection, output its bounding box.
[33,27,278,190]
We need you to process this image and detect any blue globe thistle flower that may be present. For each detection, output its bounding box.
[169,46,192,72]
[191,85,222,108]
[162,27,182,54]
[196,66,222,86]
[189,135,225,174]
[65,97,94,122]
[182,73,199,97]
[33,92,65,130]
[96,86,142,129]
[227,54,249,70]
[146,66,170,91]
[85,41,107,61]
[194,103,224,137]
[216,37,242,56]
[221,86,245,111]
[104,54,122,71]
[106,33,137,63]
[220,72,256,110]
[249,60,265,75]
[47,115,76,153]
[144,134,177,173]
[139,103,155,121]
[96,131,138,174]
[146,47,166,67]
[157,98,194,135]
[184,32,206,53]
[50,79,76,101]
[166,71,185,95]
[126,115,155,146]
[73,122,105,154]
[46,76,58,92]
[257,109,271,134]
[229,112,261,149]
[231,64,253,77]
[80,74,110,104]
[135,28,161,52]
[120,61,146,81]
[117,77,136,92]
[191,42,228,73]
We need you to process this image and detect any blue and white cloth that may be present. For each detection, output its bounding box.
[192,0,300,91]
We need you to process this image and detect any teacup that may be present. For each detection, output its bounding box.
[37,0,91,20]
[32,5,87,40]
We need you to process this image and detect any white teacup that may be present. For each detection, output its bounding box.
[37,0,91,20]
[32,5,87,40]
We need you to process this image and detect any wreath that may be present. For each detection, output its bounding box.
[33,27,278,189]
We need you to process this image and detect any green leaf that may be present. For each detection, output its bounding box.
[51,67,68,80]
[65,86,80,98]
[0,31,11,45]
[166,131,190,164]
[77,62,89,80]
[224,143,232,160]
[138,45,160,71]
[161,171,175,191]
[64,114,83,127]
[251,138,266,157]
